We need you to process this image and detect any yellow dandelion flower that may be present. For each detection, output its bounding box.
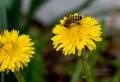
[51,13,102,56]
[0,29,35,72]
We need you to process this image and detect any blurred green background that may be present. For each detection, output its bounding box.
[0,0,120,82]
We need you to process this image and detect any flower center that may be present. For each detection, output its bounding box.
[5,43,13,48]
[3,42,13,51]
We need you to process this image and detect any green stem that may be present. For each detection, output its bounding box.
[14,71,26,82]
[1,72,4,82]
[81,51,94,82]
[70,59,82,82]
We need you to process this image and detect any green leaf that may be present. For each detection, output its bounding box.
[22,0,48,33]
[0,0,7,30]
[7,0,21,30]
[23,28,46,82]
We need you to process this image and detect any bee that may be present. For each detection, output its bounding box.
[63,14,83,28]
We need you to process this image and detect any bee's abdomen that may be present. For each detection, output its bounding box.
[70,15,82,21]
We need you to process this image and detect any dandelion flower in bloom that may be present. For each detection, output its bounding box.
[0,29,35,72]
[51,13,102,56]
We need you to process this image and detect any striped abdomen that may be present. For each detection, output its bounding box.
[63,15,83,28]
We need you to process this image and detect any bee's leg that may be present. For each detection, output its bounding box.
[64,24,70,28]
[76,22,81,25]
